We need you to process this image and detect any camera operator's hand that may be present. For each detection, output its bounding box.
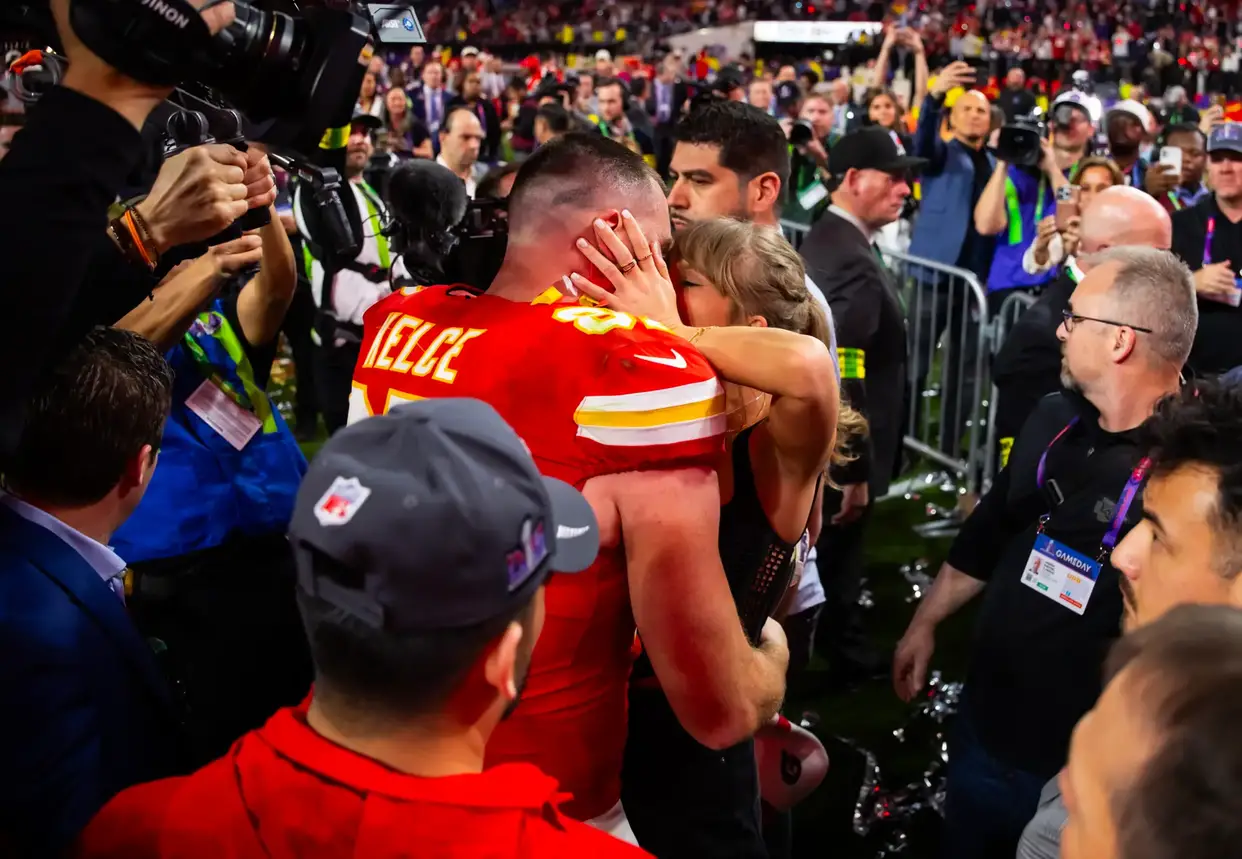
[241,148,278,211]
[1038,138,1061,179]
[1031,216,1058,267]
[52,0,237,129]
[802,137,829,168]
[931,60,975,98]
[1144,162,1179,197]
[135,144,250,255]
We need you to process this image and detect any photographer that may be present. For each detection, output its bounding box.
[0,0,235,456]
[294,113,398,434]
[973,134,1070,305]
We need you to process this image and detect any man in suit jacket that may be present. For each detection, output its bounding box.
[447,70,501,165]
[908,62,996,456]
[800,127,925,682]
[0,328,183,856]
[409,62,452,144]
[647,57,690,179]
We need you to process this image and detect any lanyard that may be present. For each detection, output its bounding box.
[1204,216,1216,266]
[1066,259,1084,283]
[356,181,391,271]
[1129,160,1142,187]
[1168,190,1183,211]
[1035,417,1151,557]
[1004,174,1048,245]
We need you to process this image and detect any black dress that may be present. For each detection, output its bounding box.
[621,423,811,859]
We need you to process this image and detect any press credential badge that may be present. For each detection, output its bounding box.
[1021,533,1099,616]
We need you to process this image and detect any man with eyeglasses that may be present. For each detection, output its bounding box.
[893,246,1196,859]
[1170,122,1242,375]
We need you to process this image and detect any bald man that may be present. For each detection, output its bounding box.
[992,185,1173,460]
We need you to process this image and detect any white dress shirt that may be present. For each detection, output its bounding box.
[2,494,127,599]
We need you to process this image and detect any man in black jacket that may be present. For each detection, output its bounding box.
[0,0,236,457]
[800,127,923,680]
[992,186,1172,466]
[893,247,1194,859]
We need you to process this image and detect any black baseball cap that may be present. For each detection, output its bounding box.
[828,126,927,178]
[351,112,384,132]
[289,398,599,632]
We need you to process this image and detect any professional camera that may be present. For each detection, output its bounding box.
[789,118,816,147]
[2,0,423,154]
[995,113,1045,168]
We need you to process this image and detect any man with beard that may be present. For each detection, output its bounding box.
[665,100,838,674]
[77,399,652,858]
[294,113,399,434]
[992,186,1172,459]
[1020,378,1242,859]
[893,246,1194,859]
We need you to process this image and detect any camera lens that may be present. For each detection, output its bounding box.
[790,120,815,147]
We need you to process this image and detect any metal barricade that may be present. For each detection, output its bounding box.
[882,249,992,497]
[780,220,810,251]
[983,290,1039,485]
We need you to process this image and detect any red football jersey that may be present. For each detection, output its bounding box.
[349,285,726,820]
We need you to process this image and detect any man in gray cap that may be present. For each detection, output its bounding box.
[1170,121,1242,375]
[78,399,651,857]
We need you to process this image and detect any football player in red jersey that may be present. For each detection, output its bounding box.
[348,134,789,839]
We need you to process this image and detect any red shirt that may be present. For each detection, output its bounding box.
[76,705,652,859]
[348,286,725,819]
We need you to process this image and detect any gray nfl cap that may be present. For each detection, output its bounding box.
[289,398,599,632]
[1209,122,1242,155]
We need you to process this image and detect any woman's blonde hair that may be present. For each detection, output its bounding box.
[672,218,868,466]
[1071,155,1125,187]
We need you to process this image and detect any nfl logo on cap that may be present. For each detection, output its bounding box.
[314,476,372,527]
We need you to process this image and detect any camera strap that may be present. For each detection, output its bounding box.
[1004,174,1048,245]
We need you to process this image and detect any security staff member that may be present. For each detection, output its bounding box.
[892,247,1195,859]
[294,112,398,434]
[800,128,922,681]
[1170,122,1242,375]
[992,186,1173,467]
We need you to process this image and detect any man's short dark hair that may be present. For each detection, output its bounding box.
[5,327,172,506]
[535,102,574,136]
[1163,122,1205,146]
[1139,379,1242,577]
[441,106,477,136]
[297,550,537,722]
[675,99,791,196]
[1104,604,1242,859]
[595,76,626,97]
[508,132,659,230]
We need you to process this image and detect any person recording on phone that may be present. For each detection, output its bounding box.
[1144,124,1210,215]
[1170,122,1242,376]
[1023,157,1124,276]
[0,0,237,459]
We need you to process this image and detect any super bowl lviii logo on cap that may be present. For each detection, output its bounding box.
[507,517,549,591]
[314,476,372,527]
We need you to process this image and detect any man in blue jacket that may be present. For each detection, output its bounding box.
[909,61,996,456]
[0,328,184,856]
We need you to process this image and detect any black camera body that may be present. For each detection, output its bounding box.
[996,113,1045,168]
[4,1,422,154]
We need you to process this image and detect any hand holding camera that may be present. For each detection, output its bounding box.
[134,144,251,255]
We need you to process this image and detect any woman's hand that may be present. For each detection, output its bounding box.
[567,211,684,332]
[1061,215,1082,259]
[1031,216,1058,267]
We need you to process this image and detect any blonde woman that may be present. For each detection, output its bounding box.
[570,214,853,857]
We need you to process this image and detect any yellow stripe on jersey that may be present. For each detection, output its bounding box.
[573,394,726,428]
[574,378,726,447]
